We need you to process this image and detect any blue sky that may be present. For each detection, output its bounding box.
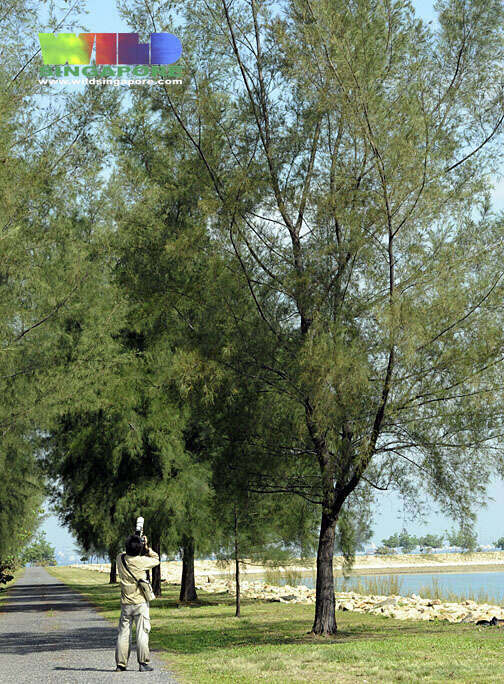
[39,0,504,562]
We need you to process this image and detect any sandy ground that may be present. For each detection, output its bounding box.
[336,551,504,576]
[77,551,504,581]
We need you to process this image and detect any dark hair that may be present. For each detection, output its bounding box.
[125,534,143,556]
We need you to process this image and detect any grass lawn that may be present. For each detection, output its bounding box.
[48,566,504,683]
[0,568,24,606]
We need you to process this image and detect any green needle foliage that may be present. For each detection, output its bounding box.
[44,353,196,593]
[118,0,504,634]
[0,2,136,581]
[0,440,44,568]
[104,86,322,605]
[0,0,94,569]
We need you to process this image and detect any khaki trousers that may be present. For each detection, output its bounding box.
[115,601,151,666]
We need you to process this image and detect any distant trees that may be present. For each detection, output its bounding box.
[380,530,418,553]
[418,535,445,552]
[21,532,56,567]
[375,546,397,556]
[398,533,417,553]
[379,530,446,553]
[378,527,483,554]
[447,526,478,553]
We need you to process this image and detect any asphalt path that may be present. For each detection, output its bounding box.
[0,566,179,683]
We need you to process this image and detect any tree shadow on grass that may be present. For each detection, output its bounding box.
[57,573,479,661]
[149,614,457,656]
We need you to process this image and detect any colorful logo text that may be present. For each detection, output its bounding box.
[38,33,182,65]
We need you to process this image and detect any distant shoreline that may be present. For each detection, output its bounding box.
[75,551,504,580]
[337,551,504,577]
[338,563,504,577]
[239,551,504,578]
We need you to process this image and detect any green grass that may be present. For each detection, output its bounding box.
[1,569,24,587]
[0,567,24,606]
[48,566,504,684]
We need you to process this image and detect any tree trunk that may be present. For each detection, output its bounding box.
[311,511,338,635]
[151,539,162,597]
[179,536,197,602]
[234,507,240,618]
[108,546,118,583]
[109,558,117,584]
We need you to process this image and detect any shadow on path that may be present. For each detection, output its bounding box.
[53,667,118,673]
[0,626,115,655]
[0,581,94,614]
[0,567,179,682]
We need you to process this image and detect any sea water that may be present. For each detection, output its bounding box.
[271,571,504,601]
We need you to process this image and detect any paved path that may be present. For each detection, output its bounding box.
[0,567,179,683]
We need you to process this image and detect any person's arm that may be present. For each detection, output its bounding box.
[140,550,160,570]
[139,538,160,569]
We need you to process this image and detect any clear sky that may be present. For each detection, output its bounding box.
[39,0,504,562]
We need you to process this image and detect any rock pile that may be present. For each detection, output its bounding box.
[72,564,504,625]
[193,577,504,625]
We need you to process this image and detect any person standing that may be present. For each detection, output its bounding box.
[115,534,160,672]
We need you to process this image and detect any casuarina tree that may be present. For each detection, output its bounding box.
[119,0,504,634]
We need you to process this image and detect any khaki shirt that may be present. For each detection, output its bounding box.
[116,548,160,604]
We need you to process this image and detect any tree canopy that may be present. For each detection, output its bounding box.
[4,0,504,640]
[116,0,504,634]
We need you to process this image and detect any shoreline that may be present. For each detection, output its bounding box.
[69,552,504,624]
[337,551,504,576]
[67,564,504,625]
[72,551,504,581]
[338,563,504,576]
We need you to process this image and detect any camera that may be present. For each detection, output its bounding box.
[135,516,148,553]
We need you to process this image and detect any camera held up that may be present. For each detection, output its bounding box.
[135,516,148,555]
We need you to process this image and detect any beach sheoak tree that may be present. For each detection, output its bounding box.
[0,0,117,568]
[121,0,504,634]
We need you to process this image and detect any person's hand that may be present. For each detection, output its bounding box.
[143,535,148,546]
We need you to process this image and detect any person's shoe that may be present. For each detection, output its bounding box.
[115,665,127,671]
[139,662,154,672]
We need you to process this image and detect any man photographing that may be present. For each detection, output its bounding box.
[115,528,160,673]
